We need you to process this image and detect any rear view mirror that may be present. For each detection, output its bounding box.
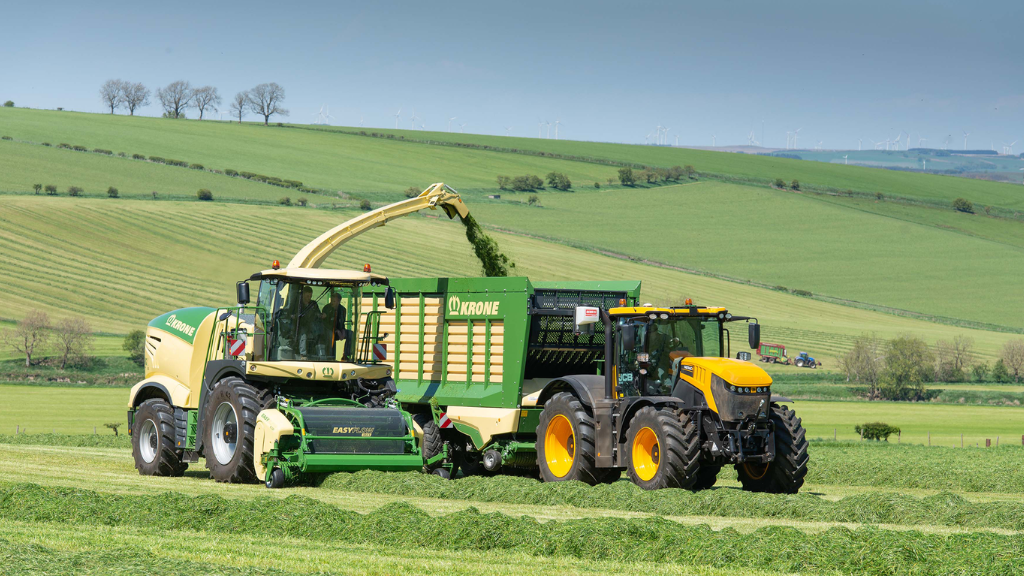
[621,324,636,350]
[236,281,250,306]
[384,287,396,310]
[748,323,761,349]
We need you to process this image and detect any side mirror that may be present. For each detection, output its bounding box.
[748,323,760,349]
[236,281,250,306]
[621,324,636,350]
[384,287,396,310]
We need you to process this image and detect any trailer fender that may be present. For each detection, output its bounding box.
[533,375,606,409]
[128,375,191,409]
[254,409,295,480]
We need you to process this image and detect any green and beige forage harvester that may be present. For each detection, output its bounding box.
[129,183,808,492]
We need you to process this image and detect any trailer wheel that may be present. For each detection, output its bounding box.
[132,398,187,477]
[204,376,264,483]
[691,463,721,490]
[625,407,700,490]
[536,392,605,485]
[736,404,809,494]
[413,413,443,472]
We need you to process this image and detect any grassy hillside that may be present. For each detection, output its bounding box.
[2,196,1017,365]
[468,182,1024,329]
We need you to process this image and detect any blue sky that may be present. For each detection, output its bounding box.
[4,0,1023,150]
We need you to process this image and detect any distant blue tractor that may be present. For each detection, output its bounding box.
[794,352,819,369]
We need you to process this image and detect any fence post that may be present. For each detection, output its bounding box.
[986,439,991,448]
[833,428,836,441]
[16,425,19,435]
[928,431,930,446]
[898,430,901,444]
[961,433,964,448]
[996,436,999,447]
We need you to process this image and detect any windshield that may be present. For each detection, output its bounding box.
[616,316,722,396]
[259,279,361,362]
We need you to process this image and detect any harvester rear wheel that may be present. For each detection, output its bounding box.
[625,407,700,490]
[132,398,187,477]
[537,392,605,485]
[736,404,809,494]
[413,413,443,472]
[204,376,264,483]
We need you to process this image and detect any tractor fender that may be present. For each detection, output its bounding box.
[128,375,191,409]
[253,409,295,481]
[770,394,794,404]
[534,375,606,409]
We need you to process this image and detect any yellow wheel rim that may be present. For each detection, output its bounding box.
[632,427,660,482]
[544,414,575,478]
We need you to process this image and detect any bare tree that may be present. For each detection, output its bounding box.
[192,86,222,120]
[99,79,125,114]
[936,334,975,381]
[839,333,882,397]
[1002,339,1024,383]
[122,82,151,116]
[1,310,50,367]
[53,317,94,369]
[229,91,248,123]
[246,83,289,125]
[157,80,194,119]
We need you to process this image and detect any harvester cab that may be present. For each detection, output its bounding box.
[538,301,809,492]
[128,184,468,488]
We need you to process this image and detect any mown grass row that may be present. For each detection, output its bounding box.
[2,482,1021,575]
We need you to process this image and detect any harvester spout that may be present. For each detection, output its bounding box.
[287,182,469,269]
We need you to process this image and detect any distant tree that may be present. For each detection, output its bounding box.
[196,189,213,201]
[774,178,786,188]
[855,422,900,441]
[593,182,600,188]
[229,91,248,123]
[405,186,421,198]
[546,171,571,191]
[496,175,510,190]
[99,79,125,114]
[952,198,973,213]
[121,82,150,116]
[617,166,635,186]
[527,194,539,206]
[296,197,308,206]
[665,166,684,181]
[684,165,696,179]
[840,333,882,397]
[641,169,658,184]
[991,359,1011,383]
[123,329,145,366]
[606,177,616,185]
[1,310,51,366]
[878,334,933,401]
[53,317,93,369]
[359,199,372,210]
[67,186,83,196]
[246,82,288,125]
[107,186,119,198]
[104,422,122,437]
[1001,339,1024,383]
[157,80,194,119]
[44,184,57,195]
[2,100,13,107]
[790,180,800,190]
[192,86,221,120]
[971,362,989,383]
[935,335,974,382]
[278,196,291,206]
[32,184,41,194]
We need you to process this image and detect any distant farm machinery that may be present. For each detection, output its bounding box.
[757,343,820,369]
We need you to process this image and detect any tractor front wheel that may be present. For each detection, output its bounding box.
[736,404,809,494]
[204,376,265,483]
[625,407,700,490]
[537,392,607,485]
[132,398,188,477]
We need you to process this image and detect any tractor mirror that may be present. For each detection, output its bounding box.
[236,281,250,306]
[621,324,636,350]
[384,287,396,310]
[748,323,760,349]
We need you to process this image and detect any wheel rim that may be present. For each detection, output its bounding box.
[544,414,575,478]
[632,427,660,482]
[211,401,239,465]
[139,419,157,464]
[742,462,770,480]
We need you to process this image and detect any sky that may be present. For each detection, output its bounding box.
[3,0,1023,150]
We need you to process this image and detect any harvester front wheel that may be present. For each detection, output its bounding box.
[132,398,187,477]
[625,407,700,490]
[204,376,264,483]
[537,392,606,485]
[736,404,809,494]
[413,413,443,472]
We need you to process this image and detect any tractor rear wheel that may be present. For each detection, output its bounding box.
[736,404,809,494]
[691,463,722,490]
[132,398,188,477]
[413,413,443,472]
[537,392,606,485]
[795,359,805,367]
[625,407,700,490]
[204,376,266,483]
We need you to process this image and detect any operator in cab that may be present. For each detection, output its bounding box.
[321,291,352,360]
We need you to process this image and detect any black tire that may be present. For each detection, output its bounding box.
[132,398,188,477]
[204,376,264,483]
[265,467,285,489]
[691,463,721,490]
[795,359,805,368]
[736,404,809,494]
[432,467,451,479]
[625,407,701,490]
[413,413,443,472]
[536,392,606,485]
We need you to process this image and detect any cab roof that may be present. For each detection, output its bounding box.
[609,306,728,317]
[250,267,389,284]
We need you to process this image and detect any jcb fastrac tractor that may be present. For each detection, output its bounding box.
[128,184,469,487]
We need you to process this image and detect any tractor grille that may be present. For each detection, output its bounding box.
[296,407,409,455]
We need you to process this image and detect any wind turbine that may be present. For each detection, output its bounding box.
[554,120,561,140]
[816,140,823,150]
[843,154,848,165]
[943,135,951,150]
[1004,140,1017,155]
[459,123,466,133]
[448,117,456,132]
[918,136,927,148]
[663,127,670,145]
[712,134,716,147]
[785,131,792,149]
[394,108,402,129]
[546,122,551,139]
[505,126,513,137]
[324,106,334,125]
[675,134,679,146]
[645,132,652,145]
[922,158,927,171]
[410,108,418,130]
[359,114,364,127]
[858,138,862,151]
[792,128,802,149]
[537,120,544,138]
[1020,167,1024,185]
[963,130,970,150]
